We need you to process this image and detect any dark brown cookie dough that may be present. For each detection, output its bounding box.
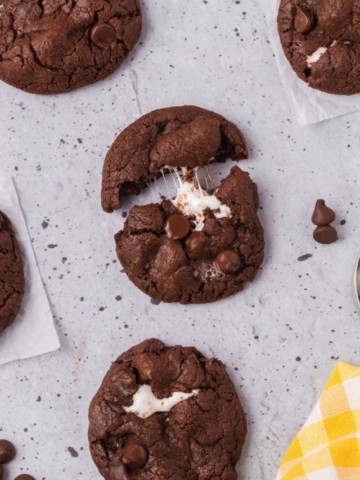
[88,338,247,480]
[0,211,25,333]
[0,0,142,94]
[115,166,264,304]
[101,106,248,213]
[278,0,360,95]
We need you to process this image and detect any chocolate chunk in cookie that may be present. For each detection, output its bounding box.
[0,211,25,334]
[88,339,247,480]
[101,106,248,213]
[115,166,264,304]
[278,0,360,95]
[0,0,142,94]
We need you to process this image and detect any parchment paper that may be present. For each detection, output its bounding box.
[0,176,60,366]
[264,0,360,125]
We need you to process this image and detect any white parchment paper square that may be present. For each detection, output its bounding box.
[264,0,360,125]
[0,176,60,366]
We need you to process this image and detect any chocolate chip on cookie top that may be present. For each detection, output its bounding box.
[0,0,142,94]
[101,106,248,212]
[88,339,247,480]
[0,211,25,334]
[278,0,360,95]
[165,214,190,240]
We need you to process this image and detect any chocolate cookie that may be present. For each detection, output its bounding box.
[278,0,360,95]
[88,338,247,480]
[101,106,248,213]
[0,0,142,94]
[0,211,25,333]
[116,166,264,304]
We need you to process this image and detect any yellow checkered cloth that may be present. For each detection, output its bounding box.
[277,363,360,480]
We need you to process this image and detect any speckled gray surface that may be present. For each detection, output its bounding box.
[0,1,359,479]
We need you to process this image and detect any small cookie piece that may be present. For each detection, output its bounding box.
[115,166,264,304]
[278,0,360,95]
[101,106,248,212]
[88,339,247,480]
[0,0,142,94]
[0,212,25,333]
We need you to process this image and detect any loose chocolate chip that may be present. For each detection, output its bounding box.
[311,199,336,226]
[294,6,315,34]
[165,215,190,240]
[14,475,35,480]
[0,440,16,464]
[313,225,338,245]
[91,23,116,48]
[215,250,242,274]
[122,443,148,470]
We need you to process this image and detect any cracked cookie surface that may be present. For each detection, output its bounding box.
[88,338,247,480]
[0,0,142,94]
[101,106,248,213]
[0,210,25,333]
[278,0,360,95]
[115,166,264,304]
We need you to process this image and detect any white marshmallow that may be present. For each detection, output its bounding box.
[170,174,231,231]
[307,47,327,65]
[124,384,200,419]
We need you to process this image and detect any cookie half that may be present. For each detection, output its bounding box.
[278,0,360,95]
[89,338,247,480]
[101,106,248,213]
[0,0,142,94]
[0,210,25,333]
[116,166,264,304]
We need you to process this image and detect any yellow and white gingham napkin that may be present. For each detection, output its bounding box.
[277,362,360,480]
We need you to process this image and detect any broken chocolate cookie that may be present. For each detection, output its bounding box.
[88,338,247,480]
[278,0,360,95]
[0,0,142,94]
[116,166,264,304]
[102,106,264,304]
[0,211,25,333]
[101,106,248,213]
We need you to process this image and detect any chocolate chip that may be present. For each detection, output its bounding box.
[185,232,208,260]
[215,250,242,274]
[294,6,315,34]
[313,225,338,244]
[165,215,190,240]
[0,440,16,464]
[91,23,116,48]
[14,475,35,480]
[122,443,148,470]
[311,199,336,226]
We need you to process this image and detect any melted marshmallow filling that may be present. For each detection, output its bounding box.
[124,384,200,419]
[168,167,231,231]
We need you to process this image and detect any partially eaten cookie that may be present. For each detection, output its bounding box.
[102,106,265,304]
